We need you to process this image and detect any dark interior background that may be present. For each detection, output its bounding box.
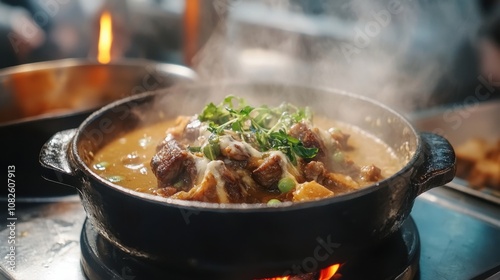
[1,0,500,113]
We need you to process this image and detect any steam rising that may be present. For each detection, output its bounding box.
[189,0,482,115]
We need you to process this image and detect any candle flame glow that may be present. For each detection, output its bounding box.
[97,11,113,64]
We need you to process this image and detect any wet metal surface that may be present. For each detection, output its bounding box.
[0,185,499,280]
[413,188,500,280]
[0,195,86,280]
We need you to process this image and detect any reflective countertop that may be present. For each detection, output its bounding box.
[1,185,499,280]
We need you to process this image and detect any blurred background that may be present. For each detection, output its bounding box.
[1,0,500,113]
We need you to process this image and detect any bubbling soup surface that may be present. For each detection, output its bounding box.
[91,113,403,205]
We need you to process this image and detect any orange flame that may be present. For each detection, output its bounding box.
[258,263,340,280]
[97,11,113,64]
[261,277,289,280]
[319,264,340,280]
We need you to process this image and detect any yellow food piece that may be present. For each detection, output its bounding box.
[292,181,334,202]
[455,138,500,190]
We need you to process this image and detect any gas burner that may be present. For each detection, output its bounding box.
[80,216,419,280]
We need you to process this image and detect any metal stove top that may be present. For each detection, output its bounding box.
[1,186,499,280]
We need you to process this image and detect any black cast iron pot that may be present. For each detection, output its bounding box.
[39,83,455,279]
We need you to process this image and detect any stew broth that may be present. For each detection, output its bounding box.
[91,117,403,200]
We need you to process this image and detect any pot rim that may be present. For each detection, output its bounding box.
[71,82,422,212]
[0,57,197,78]
[0,58,197,127]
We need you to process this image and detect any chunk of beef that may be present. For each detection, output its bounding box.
[252,154,283,188]
[184,117,202,142]
[172,161,248,203]
[155,187,178,197]
[302,160,360,193]
[220,165,249,202]
[150,139,196,189]
[155,117,197,151]
[322,172,360,194]
[166,116,191,140]
[329,128,351,150]
[221,140,251,161]
[360,164,382,182]
[289,122,327,163]
[173,172,219,202]
[303,161,327,182]
[155,134,174,152]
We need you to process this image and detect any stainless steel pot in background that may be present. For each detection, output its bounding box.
[0,58,197,200]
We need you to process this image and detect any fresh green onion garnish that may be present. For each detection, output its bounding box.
[198,95,318,164]
[202,140,220,160]
[187,146,201,153]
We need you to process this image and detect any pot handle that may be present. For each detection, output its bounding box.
[412,132,456,195]
[39,129,80,188]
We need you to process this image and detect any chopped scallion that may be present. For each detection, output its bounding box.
[202,142,220,160]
